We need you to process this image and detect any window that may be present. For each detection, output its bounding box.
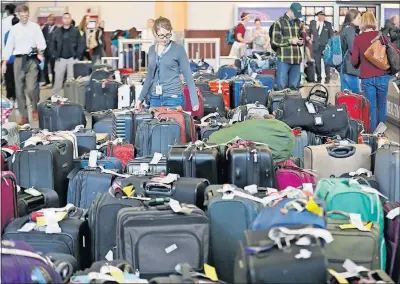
[301,6,334,26]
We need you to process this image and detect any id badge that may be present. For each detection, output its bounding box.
[156,84,162,95]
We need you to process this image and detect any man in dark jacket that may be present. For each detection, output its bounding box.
[387,15,400,49]
[42,14,56,87]
[308,11,334,84]
[51,12,84,96]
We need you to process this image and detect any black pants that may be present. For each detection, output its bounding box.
[43,55,55,85]
[141,51,147,68]
[5,63,16,100]
[314,47,331,82]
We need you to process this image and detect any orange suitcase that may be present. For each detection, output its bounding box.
[208,80,230,109]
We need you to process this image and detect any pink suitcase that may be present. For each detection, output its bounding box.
[275,160,316,190]
[1,171,18,232]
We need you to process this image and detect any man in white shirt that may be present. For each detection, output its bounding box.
[1,4,16,54]
[2,5,47,124]
[140,18,155,68]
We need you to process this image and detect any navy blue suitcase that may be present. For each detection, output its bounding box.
[85,80,120,112]
[67,168,115,209]
[73,62,92,79]
[93,117,117,141]
[114,111,134,144]
[205,185,264,283]
[72,152,123,172]
[74,128,96,156]
[217,65,239,80]
[230,78,253,108]
[38,102,86,131]
[255,74,274,92]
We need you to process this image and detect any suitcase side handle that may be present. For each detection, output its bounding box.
[326,210,350,219]
[145,182,173,196]
[327,146,355,158]
[56,142,68,155]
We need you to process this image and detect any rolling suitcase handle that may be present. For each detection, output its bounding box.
[145,182,173,196]
[327,146,356,158]
[56,142,68,155]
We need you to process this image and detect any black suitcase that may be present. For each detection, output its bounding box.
[202,91,226,117]
[135,119,181,157]
[194,81,210,93]
[234,226,328,284]
[90,69,113,81]
[239,84,268,106]
[88,192,142,262]
[125,156,167,175]
[74,127,97,156]
[3,215,91,269]
[18,127,40,148]
[116,204,209,279]
[73,62,92,79]
[18,187,59,216]
[304,61,316,83]
[121,176,210,209]
[197,124,224,140]
[85,80,120,112]
[346,118,364,143]
[227,143,275,188]
[167,144,221,184]
[268,90,302,114]
[91,110,115,128]
[38,101,86,131]
[10,141,74,206]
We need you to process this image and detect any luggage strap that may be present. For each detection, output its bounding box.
[1,247,54,267]
[267,227,334,249]
[217,185,270,206]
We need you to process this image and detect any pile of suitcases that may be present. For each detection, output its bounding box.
[0,63,399,284]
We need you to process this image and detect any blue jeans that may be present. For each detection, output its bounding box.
[340,66,360,93]
[150,94,185,109]
[276,59,301,90]
[361,75,390,132]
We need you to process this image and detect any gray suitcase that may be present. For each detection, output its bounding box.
[64,77,89,107]
[374,143,399,202]
[1,122,19,146]
[325,210,382,272]
[116,204,209,279]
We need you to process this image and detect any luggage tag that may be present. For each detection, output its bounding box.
[386,207,400,219]
[348,213,371,232]
[314,115,323,126]
[305,101,316,114]
[156,84,162,95]
[149,152,163,165]
[305,197,323,216]
[100,265,124,281]
[24,187,42,197]
[88,150,98,168]
[168,198,192,214]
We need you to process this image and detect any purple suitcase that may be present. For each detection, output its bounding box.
[1,240,62,283]
[384,202,400,283]
[1,171,18,232]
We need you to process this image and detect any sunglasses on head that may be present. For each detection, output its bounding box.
[157,33,172,39]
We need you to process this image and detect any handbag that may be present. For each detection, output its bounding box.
[364,32,389,71]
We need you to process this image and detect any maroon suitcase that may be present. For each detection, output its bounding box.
[384,201,400,282]
[1,171,18,232]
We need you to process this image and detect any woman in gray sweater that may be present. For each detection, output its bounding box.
[135,17,199,111]
[339,9,361,93]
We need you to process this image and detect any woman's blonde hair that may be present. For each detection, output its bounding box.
[360,12,377,31]
[78,15,88,32]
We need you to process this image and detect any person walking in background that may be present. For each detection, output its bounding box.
[351,12,390,131]
[251,18,270,53]
[385,15,400,49]
[91,20,106,65]
[77,15,91,60]
[1,4,16,55]
[41,14,57,87]
[141,18,155,68]
[3,15,20,103]
[2,5,46,124]
[229,12,250,58]
[339,9,361,93]
[135,17,199,111]
[272,2,304,90]
[308,11,334,84]
[51,13,84,96]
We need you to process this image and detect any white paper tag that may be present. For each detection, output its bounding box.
[165,244,178,254]
[222,192,235,200]
[339,140,350,146]
[295,249,312,259]
[251,73,257,79]
[244,184,258,195]
[105,250,114,261]
[387,207,400,219]
[169,199,183,213]
[153,173,179,184]
[44,210,62,234]
[349,213,369,231]
[115,71,121,82]
[24,188,42,197]
[342,259,369,274]
[360,185,388,200]
[292,201,305,212]
[88,150,98,168]
[139,163,150,172]
[295,236,312,246]
[18,222,36,232]
[156,84,162,95]
[149,152,162,165]
[302,183,314,194]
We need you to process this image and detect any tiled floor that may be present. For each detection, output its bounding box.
[4,79,400,143]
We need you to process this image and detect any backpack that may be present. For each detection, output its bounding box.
[269,23,278,52]
[226,25,237,45]
[323,35,343,67]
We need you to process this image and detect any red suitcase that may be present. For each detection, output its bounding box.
[184,85,205,119]
[335,90,371,133]
[106,142,135,168]
[208,80,231,109]
[1,171,18,232]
